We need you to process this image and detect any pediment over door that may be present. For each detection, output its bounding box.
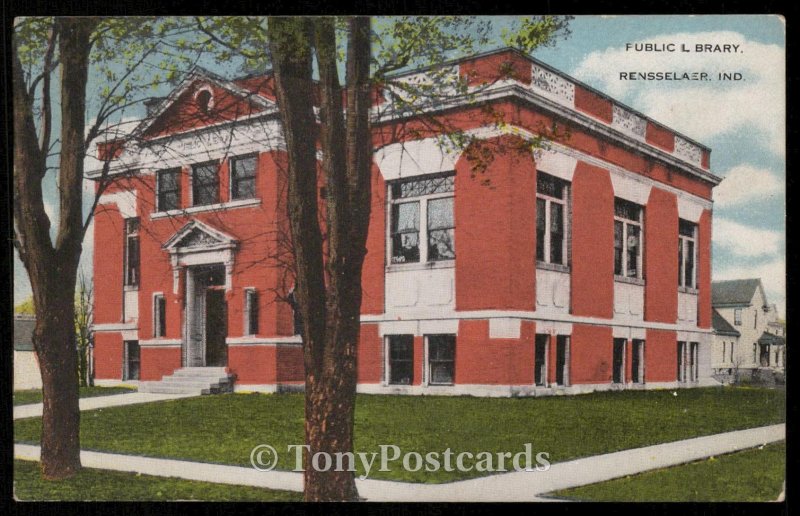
[162,220,239,293]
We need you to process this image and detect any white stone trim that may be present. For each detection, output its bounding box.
[534,149,577,182]
[139,339,182,348]
[226,336,303,346]
[150,198,261,220]
[363,311,712,335]
[611,173,652,206]
[534,320,573,336]
[378,319,460,337]
[356,380,693,397]
[677,196,705,222]
[489,318,522,339]
[98,191,138,219]
[121,330,139,341]
[93,323,138,332]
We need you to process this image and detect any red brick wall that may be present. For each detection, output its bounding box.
[93,203,124,325]
[646,122,675,153]
[358,324,383,384]
[228,345,277,384]
[571,162,614,318]
[570,324,613,384]
[460,50,532,86]
[94,333,123,380]
[455,320,535,385]
[455,135,537,311]
[361,164,386,315]
[645,329,677,382]
[574,86,613,123]
[697,209,713,328]
[139,347,181,381]
[276,345,305,383]
[645,188,679,323]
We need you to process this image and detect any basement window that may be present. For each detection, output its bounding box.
[387,335,414,385]
[427,334,455,386]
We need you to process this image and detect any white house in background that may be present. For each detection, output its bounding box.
[14,315,42,391]
[712,278,785,377]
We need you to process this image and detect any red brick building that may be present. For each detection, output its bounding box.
[89,48,720,396]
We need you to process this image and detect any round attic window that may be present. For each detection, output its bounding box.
[194,88,213,113]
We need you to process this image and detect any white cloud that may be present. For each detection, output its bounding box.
[716,257,785,318]
[714,164,783,207]
[713,218,782,257]
[573,31,785,157]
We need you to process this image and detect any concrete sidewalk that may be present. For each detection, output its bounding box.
[13,392,196,420]
[14,423,785,502]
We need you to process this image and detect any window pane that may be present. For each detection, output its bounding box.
[685,240,694,288]
[678,239,685,287]
[429,335,455,359]
[679,219,696,237]
[537,172,563,198]
[536,198,546,262]
[391,202,420,264]
[233,177,256,200]
[392,175,454,199]
[550,202,563,264]
[614,221,623,275]
[429,229,455,261]
[193,164,219,206]
[427,197,453,230]
[430,362,454,385]
[627,224,640,277]
[158,169,181,211]
[389,335,414,385]
[232,157,257,200]
[614,198,640,221]
[126,236,139,286]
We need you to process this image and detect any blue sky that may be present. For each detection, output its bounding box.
[13,15,786,315]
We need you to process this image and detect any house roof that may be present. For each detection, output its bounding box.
[712,279,765,307]
[758,331,786,347]
[712,309,741,337]
[14,316,36,352]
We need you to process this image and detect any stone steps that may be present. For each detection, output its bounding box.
[139,367,235,395]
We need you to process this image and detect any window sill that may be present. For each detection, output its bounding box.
[536,262,570,273]
[151,198,261,219]
[386,260,455,273]
[614,275,645,286]
[678,286,699,295]
[123,285,139,292]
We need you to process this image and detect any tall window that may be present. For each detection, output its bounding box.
[124,341,140,381]
[614,198,643,279]
[153,294,166,338]
[192,161,220,206]
[124,218,140,287]
[157,168,181,211]
[389,174,455,264]
[678,219,697,288]
[536,172,569,266]
[244,288,259,336]
[387,335,414,385]
[677,341,687,382]
[427,334,455,385]
[555,335,569,386]
[231,155,258,200]
[734,308,742,326]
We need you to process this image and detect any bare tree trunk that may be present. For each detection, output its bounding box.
[268,16,372,501]
[13,17,96,479]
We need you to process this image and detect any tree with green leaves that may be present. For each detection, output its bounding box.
[12,15,214,479]
[196,15,571,500]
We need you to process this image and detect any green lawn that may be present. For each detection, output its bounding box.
[550,441,785,502]
[13,460,301,501]
[13,386,137,406]
[14,387,784,483]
